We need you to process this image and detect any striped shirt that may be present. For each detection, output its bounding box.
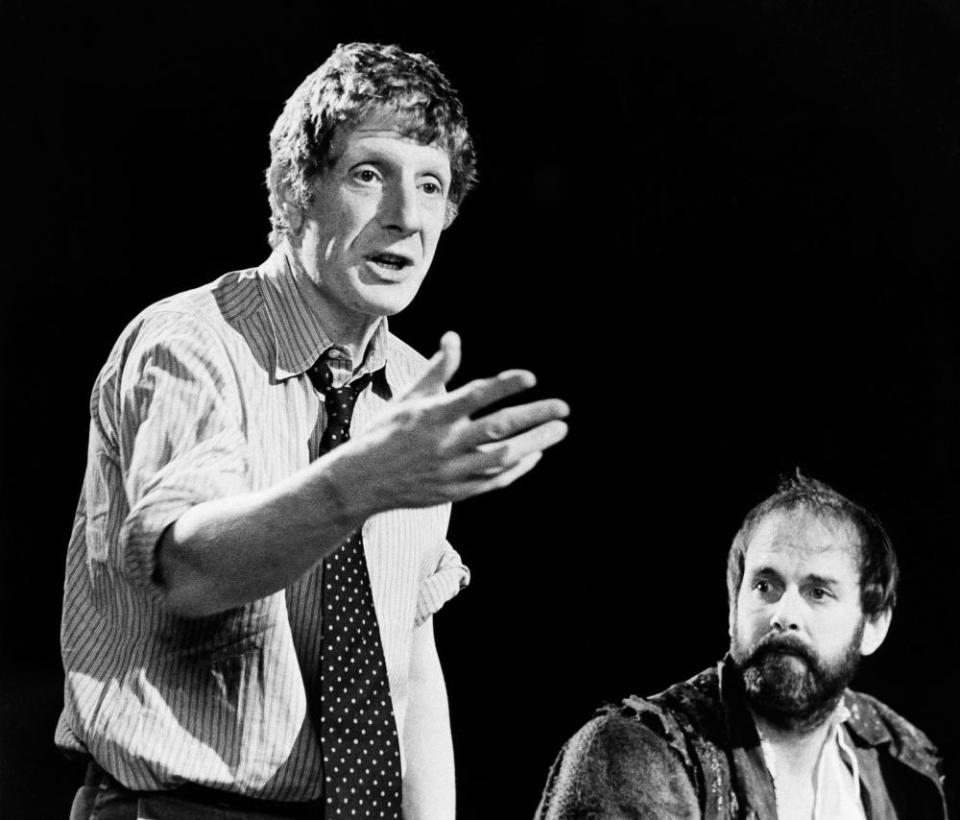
[56,247,470,800]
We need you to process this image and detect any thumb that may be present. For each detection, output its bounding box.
[405,331,461,398]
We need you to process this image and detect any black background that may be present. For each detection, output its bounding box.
[3,0,960,816]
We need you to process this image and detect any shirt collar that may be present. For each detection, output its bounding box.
[752,698,865,819]
[752,698,854,773]
[256,245,393,393]
[716,656,940,816]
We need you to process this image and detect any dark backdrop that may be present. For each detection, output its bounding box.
[3,0,959,816]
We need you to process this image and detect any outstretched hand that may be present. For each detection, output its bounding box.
[333,331,570,512]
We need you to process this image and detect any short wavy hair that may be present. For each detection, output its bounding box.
[726,472,899,621]
[266,42,478,247]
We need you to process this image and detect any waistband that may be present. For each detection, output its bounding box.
[83,760,326,819]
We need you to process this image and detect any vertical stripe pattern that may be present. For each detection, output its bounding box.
[56,247,470,800]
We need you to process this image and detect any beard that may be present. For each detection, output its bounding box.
[730,620,864,733]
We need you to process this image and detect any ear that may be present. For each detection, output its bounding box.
[859,608,892,656]
[442,200,458,230]
[278,182,305,236]
[268,166,305,238]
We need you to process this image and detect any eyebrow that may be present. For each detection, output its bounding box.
[804,574,840,588]
[348,142,449,167]
[749,567,841,589]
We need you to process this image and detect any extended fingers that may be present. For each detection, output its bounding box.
[483,450,543,489]
[403,331,462,398]
[448,417,569,479]
[441,369,539,419]
[458,399,570,449]
[443,451,545,500]
[478,418,569,470]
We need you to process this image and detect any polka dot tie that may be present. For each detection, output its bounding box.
[307,357,403,819]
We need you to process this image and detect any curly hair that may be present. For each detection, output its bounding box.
[726,472,899,621]
[265,42,478,246]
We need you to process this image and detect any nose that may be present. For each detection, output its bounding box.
[769,588,803,632]
[380,178,422,234]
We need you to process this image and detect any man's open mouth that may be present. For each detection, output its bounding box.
[366,252,412,270]
[763,646,810,664]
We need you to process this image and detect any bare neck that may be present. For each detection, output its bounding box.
[282,242,383,367]
[311,303,382,368]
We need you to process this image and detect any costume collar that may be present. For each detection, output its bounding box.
[718,654,764,749]
[256,246,394,393]
[718,657,867,816]
[718,655,779,817]
[714,655,942,815]
[841,691,894,748]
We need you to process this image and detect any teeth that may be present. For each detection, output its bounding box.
[371,255,405,269]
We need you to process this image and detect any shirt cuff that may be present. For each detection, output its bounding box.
[415,544,470,627]
[119,470,246,599]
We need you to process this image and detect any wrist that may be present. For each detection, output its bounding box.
[316,445,386,523]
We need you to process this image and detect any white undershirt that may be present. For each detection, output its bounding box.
[759,704,867,820]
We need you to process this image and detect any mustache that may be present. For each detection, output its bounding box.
[747,633,817,666]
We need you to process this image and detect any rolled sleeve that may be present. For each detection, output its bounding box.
[415,541,470,627]
[106,311,249,591]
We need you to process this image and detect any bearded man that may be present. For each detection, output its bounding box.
[536,474,949,819]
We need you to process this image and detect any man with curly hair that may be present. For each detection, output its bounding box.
[59,42,569,819]
[536,475,950,819]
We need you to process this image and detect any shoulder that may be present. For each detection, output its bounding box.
[539,668,722,814]
[537,707,701,819]
[142,269,260,334]
[568,706,683,767]
[95,273,256,402]
[111,273,255,361]
[846,689,942,766]
[640,664,727,746]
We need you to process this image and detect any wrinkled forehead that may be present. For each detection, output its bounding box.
[327,104,451,163]
[745,507,862,572]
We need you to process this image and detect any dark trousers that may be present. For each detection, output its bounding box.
[70,762,326,820]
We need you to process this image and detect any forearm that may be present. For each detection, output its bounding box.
[157,447,380,616]
[155,334,568,617]
[402,618,456,820]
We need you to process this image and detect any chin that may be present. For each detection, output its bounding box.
[353,284,422,317]
[349,297,414,320]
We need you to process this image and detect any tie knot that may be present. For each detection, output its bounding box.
[308,357,371,436]
[311,358,336,390]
